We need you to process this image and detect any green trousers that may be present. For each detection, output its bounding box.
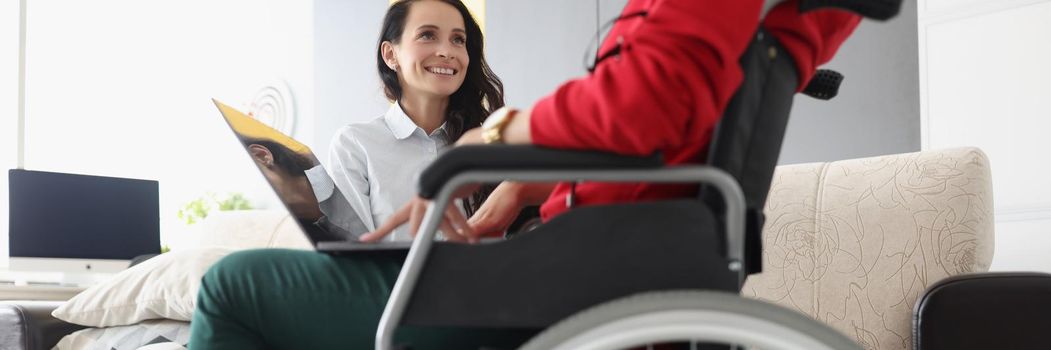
[188,249,535,349]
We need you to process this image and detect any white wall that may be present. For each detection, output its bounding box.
[919,0,1051,272]
[0,1,20,262]
[16,0,315,253]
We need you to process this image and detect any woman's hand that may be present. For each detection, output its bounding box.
[359,181,545,244]
[359,196,476,243]
[467,182,526,237]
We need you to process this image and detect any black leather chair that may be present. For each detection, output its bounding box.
[0,255,160,350]
[0,301,85,350]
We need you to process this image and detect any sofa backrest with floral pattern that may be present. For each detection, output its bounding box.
[742,147,995,350]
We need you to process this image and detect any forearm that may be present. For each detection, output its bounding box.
[500,180,556,207]
[502,108,532,145]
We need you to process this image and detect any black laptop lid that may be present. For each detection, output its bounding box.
[213,99,411,251]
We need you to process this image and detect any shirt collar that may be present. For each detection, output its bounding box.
[384,101,451,140]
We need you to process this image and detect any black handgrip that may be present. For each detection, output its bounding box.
[800,0,903,21]
[802,69,843,100]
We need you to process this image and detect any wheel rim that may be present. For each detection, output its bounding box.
[548,309,844,350]
[522,291,860,350]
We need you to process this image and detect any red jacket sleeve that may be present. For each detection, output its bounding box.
[529,0,763,156]
[763,1,862,90]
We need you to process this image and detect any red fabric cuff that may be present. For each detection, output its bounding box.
[763,0,861,90]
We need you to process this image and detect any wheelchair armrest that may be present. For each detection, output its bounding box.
[379,156,749,349]
[418,145,663,199]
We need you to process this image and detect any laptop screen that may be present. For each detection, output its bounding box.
[213,99,354,244]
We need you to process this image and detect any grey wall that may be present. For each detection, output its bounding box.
[486,0,629,107]
[311,0,919,165]
[485,1,596,108]
[777,2,920,164]
[487,0,919,165]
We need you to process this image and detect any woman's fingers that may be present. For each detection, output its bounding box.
[360,201,412,242]
[439,219,466,243]
[466,185,520,237]
[444,205,476,243]
[362,197,481,244]
[466,212,499,238]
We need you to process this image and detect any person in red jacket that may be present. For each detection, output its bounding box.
[190,1,863,349]
[363,0,861,242]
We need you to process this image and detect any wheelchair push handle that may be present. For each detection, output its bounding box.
[802,69,844,100]
[800,0,904,21]
[765,0,904,21]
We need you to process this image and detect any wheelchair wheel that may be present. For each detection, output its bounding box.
[518,290,860,350]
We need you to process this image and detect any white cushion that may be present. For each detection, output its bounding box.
[193,209,312,250]
[54,319,189,350]
[52,210,312,327]
[52,247,231,327]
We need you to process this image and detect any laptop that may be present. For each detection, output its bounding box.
[213,99,410,252]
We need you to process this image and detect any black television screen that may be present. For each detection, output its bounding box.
[8,169,160,260]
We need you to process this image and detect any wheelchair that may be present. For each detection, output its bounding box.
[375,1,903,349]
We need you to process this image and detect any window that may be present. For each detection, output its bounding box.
[1,0,22,262]
[21,0,312,251]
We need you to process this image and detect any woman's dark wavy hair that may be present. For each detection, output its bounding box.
[377,0,503,215]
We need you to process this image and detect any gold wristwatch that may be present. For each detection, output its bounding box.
[481,107,518,144]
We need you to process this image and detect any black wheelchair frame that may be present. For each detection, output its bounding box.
[374,1,902,348]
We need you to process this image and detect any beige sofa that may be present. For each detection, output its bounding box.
[7,147,997,350]
[743,147,995,349]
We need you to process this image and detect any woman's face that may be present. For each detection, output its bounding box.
[383,0,469,100]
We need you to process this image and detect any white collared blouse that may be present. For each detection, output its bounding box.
[327,102,451,242]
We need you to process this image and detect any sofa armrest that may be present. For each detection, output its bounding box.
[0,301,86,350]
[913,272,1051,350]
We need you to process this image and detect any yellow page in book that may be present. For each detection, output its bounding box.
[212,99,314,157]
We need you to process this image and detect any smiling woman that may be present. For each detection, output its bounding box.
[324,0,504,241]
[187,1,526,349]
